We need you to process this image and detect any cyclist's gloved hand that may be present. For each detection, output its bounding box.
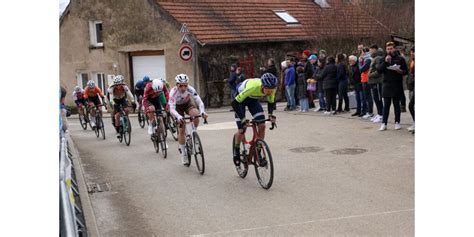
[241,117,250,125]
[269,114,276,123]
[201,112,208,120]
[177,116,185,125]
[131,101,137,109]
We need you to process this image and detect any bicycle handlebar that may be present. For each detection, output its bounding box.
[241,117,277,134]
[182,115,208,124]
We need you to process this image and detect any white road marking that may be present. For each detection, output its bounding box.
[198,122,236,131]
[190,209,414,236]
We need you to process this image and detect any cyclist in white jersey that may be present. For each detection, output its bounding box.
[168,74,208,165]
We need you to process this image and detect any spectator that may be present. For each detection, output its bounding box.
[349,55,366,117]
[306,54,317,108]
[319,49,327,59]
[261,58,278,77]
[407,46,415,133]
[399,49,408,112]
[357,44,364,57]
[226,64,238,99]
[321,56,338,115]
[377,41,408,131]
[284,57,296,111]
[296,66,309,112]
[336,53,350,112]
[280,60,288,108]
[60,86,68,132]
[359,47,374,119]
[368,46,385,123]
[236,67,245,86]
[313,57,326,112]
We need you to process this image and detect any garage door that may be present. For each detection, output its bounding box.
[132,55,166,84]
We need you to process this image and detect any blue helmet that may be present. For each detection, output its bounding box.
[261,73,277,89]
[143,76,151,83]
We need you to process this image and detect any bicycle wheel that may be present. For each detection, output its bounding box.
[160,131,167,159]
[138,111,145,128]
[98,116,106,140]
[86,110,92,129]
[118,118,123,143]
[193,132,205,175]
[169,116,178,141]
[123,116,131,146]
[184,135,192,167]
[152,133,159,153]
[94,116,100,138]
[253,139,274,190]
[232,135,248,178]
[79,112,87,130]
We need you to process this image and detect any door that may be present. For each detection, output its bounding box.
[131,55,166,84]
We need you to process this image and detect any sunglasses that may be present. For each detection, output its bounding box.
[178,84,188,88]
[386,41,395,46]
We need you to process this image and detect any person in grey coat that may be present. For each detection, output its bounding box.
[368,45,385,123]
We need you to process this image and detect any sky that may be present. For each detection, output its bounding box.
[59,0,70,16]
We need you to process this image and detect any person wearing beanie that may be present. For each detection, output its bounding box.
[306,54,318,108]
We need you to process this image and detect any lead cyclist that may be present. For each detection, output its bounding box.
[230,73,278,167]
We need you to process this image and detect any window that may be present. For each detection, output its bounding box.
[95,73,106,92]
[89,20,103,47]
[77,72,89,89]
[314,0,331,8]
[274,11,299,24]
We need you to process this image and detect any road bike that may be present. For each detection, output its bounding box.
[150,111,167,158]
[78,103,90,130]
[165,111,178,141]
[181,115,207,175]
[116,104,132,146]
[92,104,106,140]
[232,118,276,189]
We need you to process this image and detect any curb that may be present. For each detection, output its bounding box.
[66,133,101,237]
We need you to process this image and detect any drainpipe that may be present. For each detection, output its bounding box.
[192,39,199,94]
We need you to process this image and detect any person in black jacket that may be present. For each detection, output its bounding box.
[377,42,408,131]
[349,55,365,116]
[320,56,338,114]
[261,58,278,78]
[313,57,326,112]
[336,53,350,112]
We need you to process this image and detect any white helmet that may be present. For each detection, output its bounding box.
[152,79,163,92]
[74,86,82,92]
[87,80,95,89]
[113,75,124,85]
[175,74,189,84]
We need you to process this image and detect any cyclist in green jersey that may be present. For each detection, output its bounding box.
[230,73,278,167]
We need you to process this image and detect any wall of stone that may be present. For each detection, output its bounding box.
[60,0,195,107]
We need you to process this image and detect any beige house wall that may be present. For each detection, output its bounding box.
[60,0,195,107]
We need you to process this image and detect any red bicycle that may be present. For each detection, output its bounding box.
[232,118,276,189]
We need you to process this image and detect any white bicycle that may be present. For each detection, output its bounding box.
[180,115,208,175]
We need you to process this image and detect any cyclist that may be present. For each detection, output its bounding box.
[143,78,167,135]
[72,86,86,117]
[108,75,136,136]
[169,74,208,165]
[158,78,171,129]
[231,73,278,167]
[83,80,105,129]
[134,76,149,112]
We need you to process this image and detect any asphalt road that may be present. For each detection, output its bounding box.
[68,104,414,236]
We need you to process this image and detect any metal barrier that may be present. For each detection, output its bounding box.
[60,133,87,237]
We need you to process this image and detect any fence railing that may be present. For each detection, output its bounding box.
[60,131,87,236]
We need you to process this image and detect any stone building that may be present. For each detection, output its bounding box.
[60,0,391,107]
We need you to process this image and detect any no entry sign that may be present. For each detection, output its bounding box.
[179,45,192,62]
